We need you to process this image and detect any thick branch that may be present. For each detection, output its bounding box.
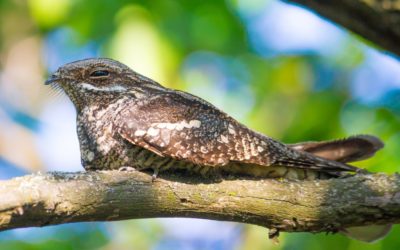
[285,0,400,57]
[1,171,400,233]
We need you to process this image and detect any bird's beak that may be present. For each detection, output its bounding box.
[45,72,60,85]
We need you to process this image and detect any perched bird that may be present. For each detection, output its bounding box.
[45,58,383,181]
[45,58,389,242]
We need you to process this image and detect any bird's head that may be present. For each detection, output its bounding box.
[45,58,164,110]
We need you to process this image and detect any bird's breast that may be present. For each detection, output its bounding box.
[77,104,123,169]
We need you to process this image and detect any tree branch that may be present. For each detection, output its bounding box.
[284,0,400,57]
[1,170,400,234]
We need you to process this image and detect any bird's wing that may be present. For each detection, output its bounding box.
[115,91,276,167]
[115,91,360,173]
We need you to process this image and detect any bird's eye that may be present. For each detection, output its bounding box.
[90,70,110,78]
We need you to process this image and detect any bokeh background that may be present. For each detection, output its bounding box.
[1,0,400,249]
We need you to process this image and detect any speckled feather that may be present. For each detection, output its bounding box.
[46,58,383,180]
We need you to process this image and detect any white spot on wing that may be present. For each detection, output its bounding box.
[166,123,176,130]
[217,158,226,164]
[220,135,229,143]
[134,130,146,136]
[152,120,202,130]
[242,137,251,160]
[176,123,184,131]
[250,143,258,156]
[200,146,208,154]
[228,124,236,135]
[147,127,160,136]
[160,130,171,145]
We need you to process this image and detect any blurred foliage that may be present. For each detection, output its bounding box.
[0,223,108,250]
[0,0,400,249]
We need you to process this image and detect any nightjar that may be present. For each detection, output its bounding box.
[45,58,383,180]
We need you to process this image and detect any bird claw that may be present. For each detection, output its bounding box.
[356,168,370,175]
[268,228,280,244]
[152,169,159,182]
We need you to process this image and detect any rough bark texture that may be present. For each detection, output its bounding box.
[1,170,400,233]
[285,0,400,57]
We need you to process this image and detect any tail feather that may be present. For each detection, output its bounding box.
[281,135,391,242]
[287,135,384,163]
[275,151,361,174]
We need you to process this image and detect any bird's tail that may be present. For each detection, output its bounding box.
[274,147,362,175]
[287,135,384,163]
[286,135,389,242]
[274,135,384,175]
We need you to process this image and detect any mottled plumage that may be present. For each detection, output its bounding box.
[45,58,383,180]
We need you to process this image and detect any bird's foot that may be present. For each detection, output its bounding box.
[356,168,370,175]
[268,228,280,244]
[152,169,159,182]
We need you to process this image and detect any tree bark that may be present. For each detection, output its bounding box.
[284,0,400,57]
[1,170,400,234]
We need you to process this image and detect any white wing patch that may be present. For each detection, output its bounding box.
[134,130,146,136]
[151,120,201,130]
[220,135,229,143]
[131,120,202,148]
[228,124,236,135]
[147,127,160,136]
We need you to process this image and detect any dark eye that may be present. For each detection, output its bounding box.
[90,70,110,78]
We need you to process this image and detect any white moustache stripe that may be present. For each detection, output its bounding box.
[81,83,127,92]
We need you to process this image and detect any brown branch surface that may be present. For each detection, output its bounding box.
[285,0,400,57]
[1,170,400,233]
